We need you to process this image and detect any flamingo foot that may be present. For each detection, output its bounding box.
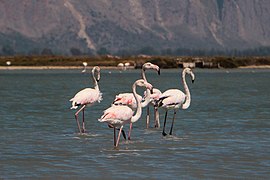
[162,131,167,136]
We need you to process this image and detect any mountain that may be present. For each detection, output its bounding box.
[0,0,270,55]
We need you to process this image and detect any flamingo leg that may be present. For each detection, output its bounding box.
[128,123,133,140]
[113,127,116,146]
[146,106,150,128]
[74,105,86,134]
[109,124,126,140]
[162,111,168,136]
[154,106,160,128]
[169,110,177,135]
[82,108,86,133]
[115,126,123,147]
[121,129,127,140]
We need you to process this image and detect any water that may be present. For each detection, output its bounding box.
[0,68,269,179]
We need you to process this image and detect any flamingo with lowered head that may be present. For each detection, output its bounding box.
[70,66,102,134]
[99,79,153,147]
[157,68,195,136]
[112,62,160,133]
[144,88,162,128]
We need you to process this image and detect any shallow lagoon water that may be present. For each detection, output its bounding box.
[0,68,270,179]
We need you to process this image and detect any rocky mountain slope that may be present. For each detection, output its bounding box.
[0,0,270,55]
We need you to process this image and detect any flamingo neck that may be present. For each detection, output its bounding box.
[182,71,191,109]
[131,83,142,123]
[141,69,147,82]
[141,89,151,108]
[92,69,99,91]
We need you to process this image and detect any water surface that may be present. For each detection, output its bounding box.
[0,68,269,179]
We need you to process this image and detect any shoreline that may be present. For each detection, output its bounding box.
[1,65,270,70]
[238,65,270,69]
[0,66,132,70]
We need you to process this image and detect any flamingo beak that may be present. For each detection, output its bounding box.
[158,68,160,75]
[150,87,154,94]
[112,97,121,104]
[192,79,195,83]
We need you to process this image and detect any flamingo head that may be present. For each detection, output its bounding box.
[183,68,195,83]
[142,62,160,75]
[135,79,153,94]
[92,66,101,82]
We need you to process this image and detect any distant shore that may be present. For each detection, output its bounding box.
[238,65,270,69]
[1,55,270,69]
[0,66,133,70]
[1,65,270,70]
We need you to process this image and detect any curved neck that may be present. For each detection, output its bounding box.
[182,71,191,109]
[141,69,147,82]
[131,83,142,123]
[92,69,99,91]
[141,89,151,108]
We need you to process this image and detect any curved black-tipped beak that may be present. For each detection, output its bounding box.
[158,69,160,75]
[150,88,154,94]
[192,79,194,83]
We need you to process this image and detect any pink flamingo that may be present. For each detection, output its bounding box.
[99,79,153,147]
[112,62,160,134]
[157,68,195,136]
[144,88,162,128]
[70,66,102,134]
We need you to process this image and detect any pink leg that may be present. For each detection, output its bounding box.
[128,123,133,140]
[169,110,177,135]
[146,106,150,128]
[113,127,116,146]
[154,107,160,128]
[115,126,123,147]
[74,105,86,134]
[82,108,86,133]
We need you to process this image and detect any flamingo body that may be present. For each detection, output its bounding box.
[158,89,186,110]
[70,88,102,109]
[113,93,142,110]
[99,105,133,127]
[146,88,162,105]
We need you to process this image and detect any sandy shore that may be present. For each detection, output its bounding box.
[1,65,270,70]
[238,65,270,69]
[0,66,131,70]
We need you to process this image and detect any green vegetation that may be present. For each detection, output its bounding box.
[0,55,270,68]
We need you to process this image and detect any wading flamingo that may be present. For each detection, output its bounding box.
[70,66,102,134]
[99,79,153,147]
[141,62,162,128]
[144,88,162,128]
[157,68,195,136]
[112,62,160,134]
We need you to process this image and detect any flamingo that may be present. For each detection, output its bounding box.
[113,62,160,108]
[144,88,162,128]
[99,79,153,147]
[140,62,162,128]
[157,68,195,136]
[70,66,102,134]
[82,62,88,73]
[112,62,160,138]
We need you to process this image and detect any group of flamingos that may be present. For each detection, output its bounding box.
[70,62,195,147]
